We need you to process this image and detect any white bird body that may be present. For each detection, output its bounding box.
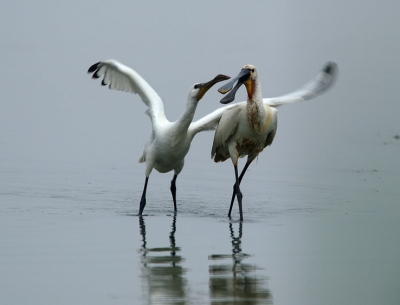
[222,105,276,160]
[212,65,277,166]
[140,120,187,173]
[139,123,193,175]
[211,63,337,221]
[88,59,230,214]
[212,93,278,165]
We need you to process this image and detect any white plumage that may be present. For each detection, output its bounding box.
[88,59,229,215]
[211,62,337,221]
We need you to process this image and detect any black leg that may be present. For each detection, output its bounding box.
[170,174,178,212]
[228,160,252,217]
[139,216,146,248]
[234,165,243,221]
[138,177,149,215]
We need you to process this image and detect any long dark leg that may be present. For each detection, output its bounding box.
[233,165,244,221]
[139,216,146,249]
[228,160,252,217]
[170,174,178,212]
[138,177,149,215]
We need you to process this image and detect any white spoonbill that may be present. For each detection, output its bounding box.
[210,62,337,221]
[88,59,230,215]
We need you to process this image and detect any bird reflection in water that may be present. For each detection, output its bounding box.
[139,214,187,304]
[209,222,272,304]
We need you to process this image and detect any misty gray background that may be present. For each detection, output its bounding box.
[2,0,399,178]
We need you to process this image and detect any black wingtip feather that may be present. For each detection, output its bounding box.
[323,62,337,75]
[88,62,100,73]
[101,79,107,86]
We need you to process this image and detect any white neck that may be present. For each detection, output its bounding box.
[175,95,198,132]
[252,78,264,101]
[246,78,266,132]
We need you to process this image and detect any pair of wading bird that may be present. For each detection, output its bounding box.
[88,60,337,221]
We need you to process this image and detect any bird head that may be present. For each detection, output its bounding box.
[191,74,231,101]
[218,65,257,104]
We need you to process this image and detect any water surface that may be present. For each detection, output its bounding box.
[1,152,399,305]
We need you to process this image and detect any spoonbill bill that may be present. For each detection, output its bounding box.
[88,59,230,215]
[212,62,337,221]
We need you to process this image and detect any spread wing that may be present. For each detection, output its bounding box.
[263,61,337,107]
[88,59,166,122]
[188,103,243,137]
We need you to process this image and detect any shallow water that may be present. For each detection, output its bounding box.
[1,154,400,305]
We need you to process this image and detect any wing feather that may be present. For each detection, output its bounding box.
[263,61,337,107]
[211,105,243,160]
[188,104,241,136]
[88,59,165,121]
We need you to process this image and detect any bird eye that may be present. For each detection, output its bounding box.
[194,84,200,89]
[251,69,254,73]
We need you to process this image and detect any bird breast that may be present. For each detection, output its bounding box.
[246,101,274,134]
[236,105,276,154]
[235,137,265,157]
